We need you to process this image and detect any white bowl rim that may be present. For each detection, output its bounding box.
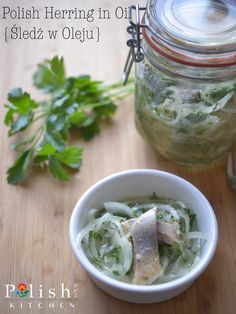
[69,169,218,292]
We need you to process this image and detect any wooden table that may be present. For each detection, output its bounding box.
[1,0,236,313]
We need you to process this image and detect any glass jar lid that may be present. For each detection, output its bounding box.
[142,0,236,67]
[123,2,236,83]
[146,0,236,53]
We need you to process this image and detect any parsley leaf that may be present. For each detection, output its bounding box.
[48,156,69,182]
[7,149,34,185]
[36,143,56,156]
[10,114,33,135]
[53,147,83,169]
[7,88,38,114]
[5,88,38,135]
[33,56,65,93]
[43,130,65,152]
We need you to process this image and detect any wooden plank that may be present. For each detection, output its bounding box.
[0,0,236,313]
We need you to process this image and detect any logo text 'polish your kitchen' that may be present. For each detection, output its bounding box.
[4,282,80,311]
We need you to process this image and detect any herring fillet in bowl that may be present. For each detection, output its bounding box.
[69,170,218,303]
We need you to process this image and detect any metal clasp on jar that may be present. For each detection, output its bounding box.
[123,4,147,85]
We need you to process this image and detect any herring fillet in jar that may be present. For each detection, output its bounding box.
[125,0,236,165]
[135,60,236,165]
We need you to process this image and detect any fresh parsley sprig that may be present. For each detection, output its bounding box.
[4,56,134,185]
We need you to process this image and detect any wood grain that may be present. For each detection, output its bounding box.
[0,0,236,313]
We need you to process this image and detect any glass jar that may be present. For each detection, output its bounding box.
[126,0,236,165]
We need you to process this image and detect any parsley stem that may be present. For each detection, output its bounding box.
[34,108,45,114]
[30,126,44,150]
[32,113,47,123]
[105,84,134,99]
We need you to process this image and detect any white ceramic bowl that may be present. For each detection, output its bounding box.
[69,169,218,303]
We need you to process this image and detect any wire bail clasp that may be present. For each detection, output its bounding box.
[123,4,147,85]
